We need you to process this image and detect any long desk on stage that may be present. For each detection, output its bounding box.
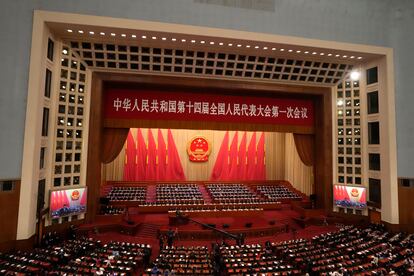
[168,208,264,218]
[137,202,282,213]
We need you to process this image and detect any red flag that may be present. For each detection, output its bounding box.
[135,128,147,180]
[228,132,239,180]
[256,132,266,180]
[123,130,136,181]
[246,132,256,180]
[238,132,247,180]
[80,189,87,206]
[166,129,186,181]
[210,131,229,181]
[157,129,167,181]
[145,129,157,180]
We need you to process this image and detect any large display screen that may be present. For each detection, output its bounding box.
[50,187,87,218]
[333,185,367,209]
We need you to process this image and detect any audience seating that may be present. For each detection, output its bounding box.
[256,185,302,202]
[207,184,261,204]
[156,184,204,204]
[106,186,147,203]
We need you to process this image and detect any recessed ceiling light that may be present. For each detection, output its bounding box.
[335,54,340,57]
[219,42,224,46]
[350,70,360,80]
[304,51,309,54]
[280,49,285,51]
[111,33,116,36]
[162,37,167,40]
[246,45,251,48]
[271,48,276,51]
[327,53,332,56]
[350,56,355,59]
[172,38,177,41]
[296,50,301,53]
[121,34,126,37]
[342,55,347,58]
[152,36,157,40]
[131,34,136,38]
[337,99,344,106]
[237,44,242,47]
[100,32,105,36]
[191,40,196,43]
[62,49,68,55]
[89,31,94,35]
[357,57,363,59]
[254,46,259,49]
[142,35,147,39]
[181,39,186,42]
[78,30,84,34]
[210,41,214,45]
[263,47,268,50]
[228,43,233,46]
[320,53,325,56]
[312,52,317,55]
[200,40,205,44]
[288,49,293,52]
[67,29,73,33]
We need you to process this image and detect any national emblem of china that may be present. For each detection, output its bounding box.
[187,136,211,162]
[71,190,80,200]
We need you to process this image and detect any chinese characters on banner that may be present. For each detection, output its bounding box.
[103,89,314,126]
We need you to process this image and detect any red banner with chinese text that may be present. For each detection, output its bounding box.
[104,89,314,126]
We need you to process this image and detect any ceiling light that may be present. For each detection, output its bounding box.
[161,37,166,41]
[288,49,293,52]
[121,34,126,37]
[142,35,147,39]
[280,49,285,51]
[271,48,276,51]
[152,36,157,40]
[89,31,94,35]
[131,34,136,38]
[191,40,196,43]
[350,71,360,80]
[254,46,259,49]
[67,29,73,33]
[100,32,105,35]
[342,55,348,58]
[111,33,116,36]
[62,49,68,55]
[181,39,186,42]
[172,38,177,41]
[312,52,317,55]
[337,99,344,106]
[219,42,224,46]
[304,51,309,54]
[320,53,325,56]
[263,47,268,50]
[350,56,355,59]
[327,53,332,56]
[246,45,251,48]
[296,50,301,53]
[335,54,340,57]
[357,57,363,59]
[228,43,233,46]
[78,30,84,34]
[237,44,242,47]
[210,41,214,45]
[200,40,205,44]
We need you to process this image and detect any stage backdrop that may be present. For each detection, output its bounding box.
[102,128,313,195]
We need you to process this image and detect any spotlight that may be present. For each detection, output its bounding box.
[350,71,360,81]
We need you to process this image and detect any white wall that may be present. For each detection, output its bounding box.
[0,0,413,178]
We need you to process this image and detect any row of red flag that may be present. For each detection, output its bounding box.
[210,132,266,181]
[123,129,186,181]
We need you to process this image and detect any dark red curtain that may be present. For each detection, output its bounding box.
[228,132,238,180]
[246,132,256,180]
[256,132,266,180]
[238,132,247,180]
[135,128,147,180]
[101,128,129,164]
[157,129,167,181]
[293,133,314,166]
[210,131,229,181]
[166,129,186,181]
[146,129,157,180]
[123,130,136,181]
